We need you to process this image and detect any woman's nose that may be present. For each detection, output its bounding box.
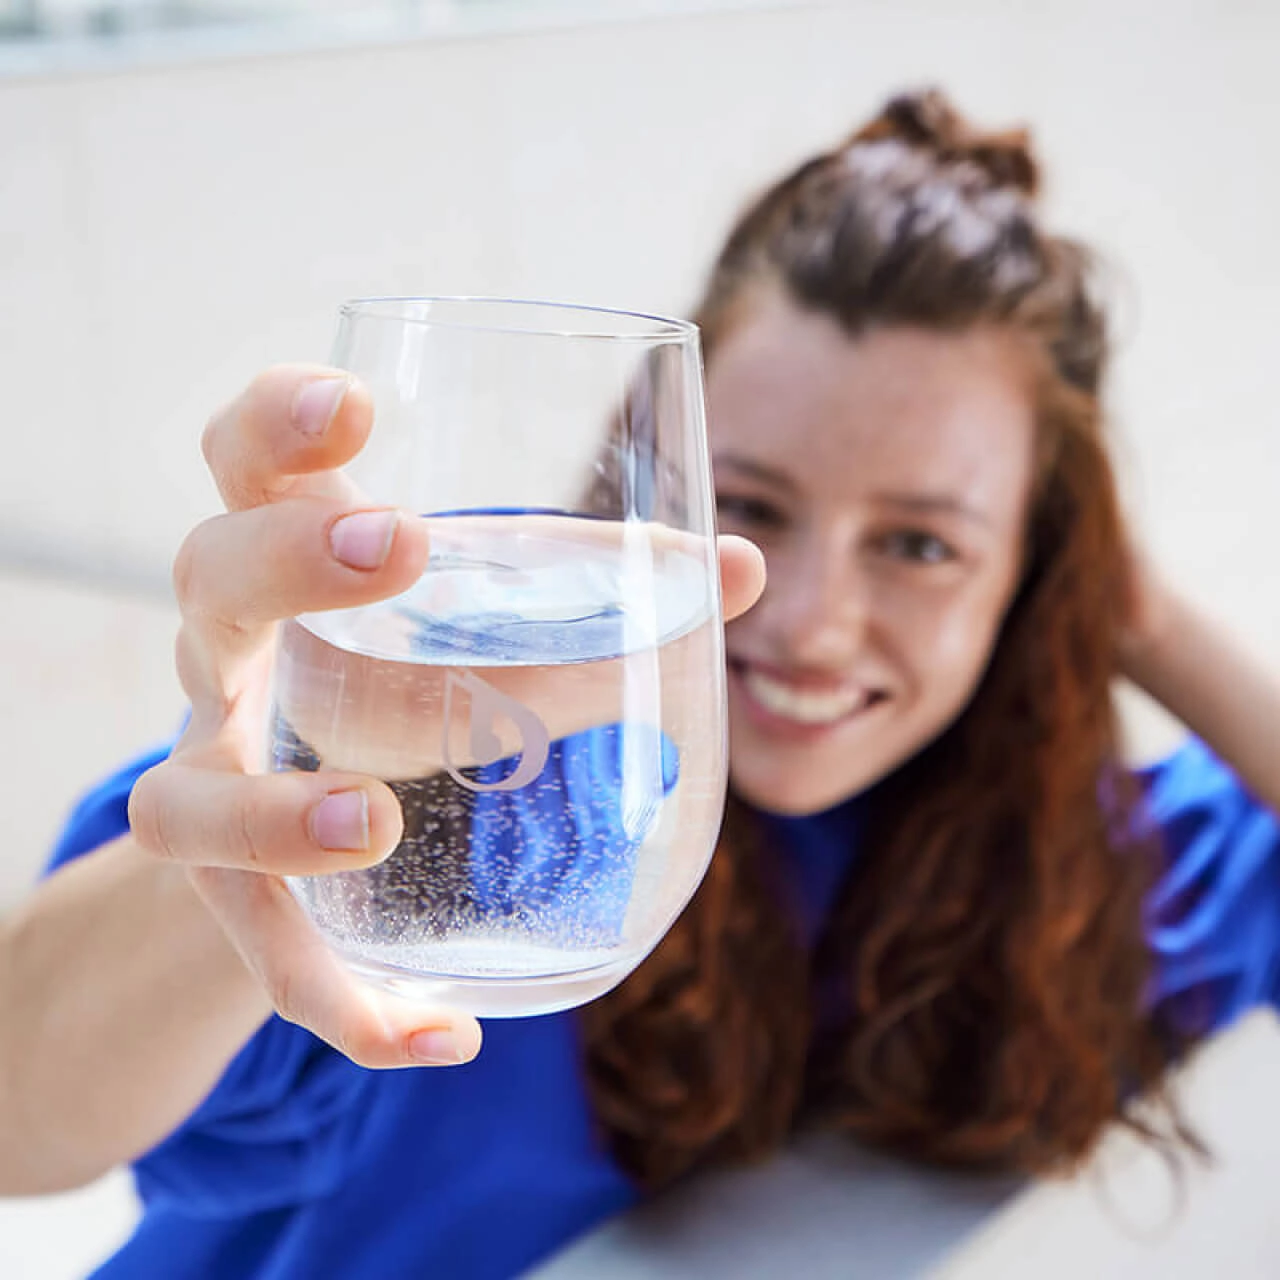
[758,538,868,668]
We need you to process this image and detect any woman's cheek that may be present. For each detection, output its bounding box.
[896,591,1002,681]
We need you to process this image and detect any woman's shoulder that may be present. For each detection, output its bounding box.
[1136,736,1280,1034]
[1136,734,1280,897]
[1136,734,1256,813]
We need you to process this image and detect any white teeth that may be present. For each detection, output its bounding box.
[742,669,871,726]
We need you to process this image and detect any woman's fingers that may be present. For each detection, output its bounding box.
[202,365,375,512]
[174,499,430,629]
[189,865,483,1069]
[718,533,766,623]
[171,497,431,709]
[129,763,404,874]
[130,720,485,1070]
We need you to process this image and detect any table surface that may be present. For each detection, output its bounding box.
[532,1012,1280,1280]
[531,1132,1019,1279]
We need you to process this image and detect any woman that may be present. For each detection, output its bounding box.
[6,90,1280,1278]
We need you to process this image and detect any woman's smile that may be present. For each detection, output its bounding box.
[728,656,888,735]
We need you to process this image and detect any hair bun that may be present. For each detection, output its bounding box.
[850,89,1041,197]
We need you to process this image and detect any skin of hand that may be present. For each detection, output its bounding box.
[127,365,766,1069]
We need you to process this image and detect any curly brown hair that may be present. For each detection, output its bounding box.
[579,89,1198,1190]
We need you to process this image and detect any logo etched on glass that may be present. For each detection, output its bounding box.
[441,669,551,792]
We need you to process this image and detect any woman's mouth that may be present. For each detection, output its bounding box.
[730,661,887,729]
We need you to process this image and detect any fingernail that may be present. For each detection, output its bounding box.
[329,510,398,571]
[292,376,349,437]
[309,790,369,851]
[409,1028,467,1065]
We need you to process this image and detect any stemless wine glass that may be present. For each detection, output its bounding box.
[268,297,728,1017]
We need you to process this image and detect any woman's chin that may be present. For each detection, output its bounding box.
[728,767,868,817]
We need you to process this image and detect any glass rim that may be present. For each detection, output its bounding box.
[337,295,699,343]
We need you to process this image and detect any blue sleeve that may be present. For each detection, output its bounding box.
[132,1018,373,1217]
[1142,737,1280,1037]
[45,744,374,1217]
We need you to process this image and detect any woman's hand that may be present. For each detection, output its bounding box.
[127,365,765,1069]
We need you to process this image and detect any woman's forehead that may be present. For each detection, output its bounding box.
[705,302,1037,526]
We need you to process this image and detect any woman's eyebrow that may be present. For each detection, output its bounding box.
[872,491,994,529]
[712,454,797,492]
[713,457,995,531]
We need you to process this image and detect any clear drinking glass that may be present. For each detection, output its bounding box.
[268,297,728,1017]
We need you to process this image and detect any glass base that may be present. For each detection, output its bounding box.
[341,949,639,1018]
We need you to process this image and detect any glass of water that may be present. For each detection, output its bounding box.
[269,297,727,1017]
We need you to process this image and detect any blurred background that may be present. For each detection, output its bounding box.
[1,0,1278,1275]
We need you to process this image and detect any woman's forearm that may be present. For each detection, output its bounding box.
[0,838,272,1194]
[1123,585,1280,816]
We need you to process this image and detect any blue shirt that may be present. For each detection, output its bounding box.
[44,735,1280,1279]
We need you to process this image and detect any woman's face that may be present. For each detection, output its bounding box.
[706,296,1037,815]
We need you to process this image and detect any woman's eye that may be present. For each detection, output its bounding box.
[878,530,955,564]
[715,494,783,528]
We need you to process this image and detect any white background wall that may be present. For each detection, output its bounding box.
[3,0,1278,600]
[1,0,1278,1275]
